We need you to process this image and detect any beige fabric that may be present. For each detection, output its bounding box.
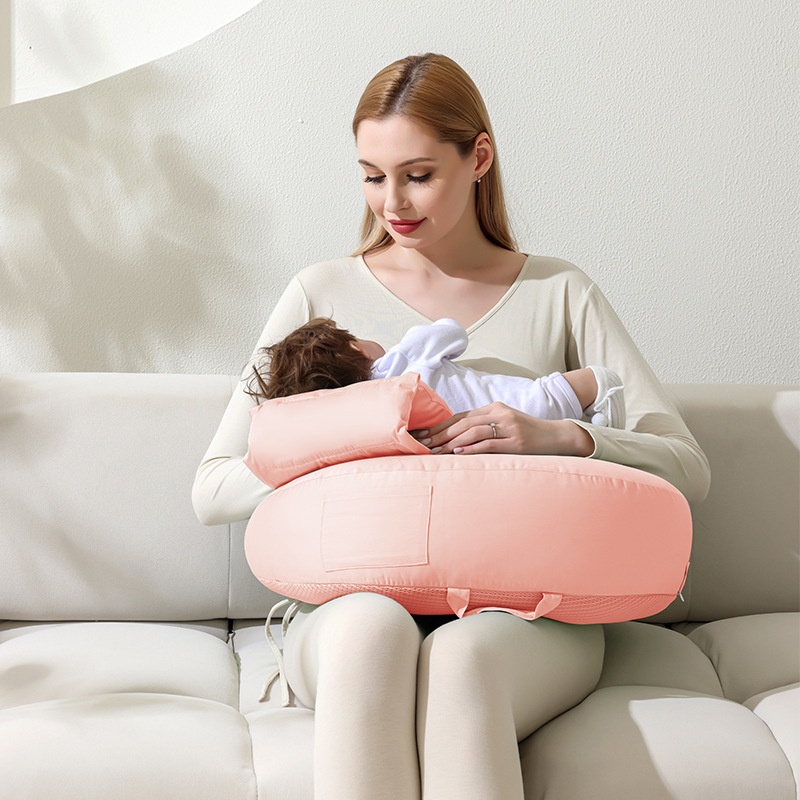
[247,708,315,800]
[688,613,800,703]
[0,372,280,622]
[0,618,230,640]
[672,385,800,621]
[416,611,604,800]
[0,373,231,620]
[597,622,723,696]
[278,594,604,800]
[0,694,257,800]
[745,683,800,798]
[1,369,795,797]
[520,685,797,800]
[282,594,423,800]
[0,622,239,710]
[232,621,310,713]
[192,255,710,528]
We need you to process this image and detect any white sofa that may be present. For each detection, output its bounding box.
[1,373,797,799]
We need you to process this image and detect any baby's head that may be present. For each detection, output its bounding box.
[246,318,382,402]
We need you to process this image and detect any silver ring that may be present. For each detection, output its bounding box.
[490,422,497,439]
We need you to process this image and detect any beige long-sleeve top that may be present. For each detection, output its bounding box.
[192,255,710,525]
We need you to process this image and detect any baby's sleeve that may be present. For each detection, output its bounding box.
[399,319,469,364]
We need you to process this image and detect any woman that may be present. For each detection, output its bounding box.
[193,53,710,800]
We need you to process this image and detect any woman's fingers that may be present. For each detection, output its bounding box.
[424,412,469,438]
[427,404,506,453]
[432,422,501,454]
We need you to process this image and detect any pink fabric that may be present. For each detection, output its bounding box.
[245,453,692,623]
[243,373,453,489]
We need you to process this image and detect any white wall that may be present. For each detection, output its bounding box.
[0,0,10,106]
[6,0,261,104]
[0,0,797,383]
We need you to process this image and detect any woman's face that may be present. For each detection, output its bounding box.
[356,115,488,251]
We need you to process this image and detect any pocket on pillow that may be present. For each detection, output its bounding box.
[321,485,432,571]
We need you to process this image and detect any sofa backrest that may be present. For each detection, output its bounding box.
[667,384,799,622]
[1,375,797,624]
[0,373,281,622]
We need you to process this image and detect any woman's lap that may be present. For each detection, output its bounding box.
[282,593,604,799]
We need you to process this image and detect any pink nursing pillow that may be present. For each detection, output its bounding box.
[244,378,692,622]
[244,373,453,489]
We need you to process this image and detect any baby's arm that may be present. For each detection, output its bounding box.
[397,319,469,363]
[372,319,469,378]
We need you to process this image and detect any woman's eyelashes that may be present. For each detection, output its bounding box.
[363,173,432,185]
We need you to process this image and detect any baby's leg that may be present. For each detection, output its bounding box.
[562,367,597,410]
[569,366,626,428]
[519,369,624,427]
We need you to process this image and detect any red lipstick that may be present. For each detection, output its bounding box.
[389,218,425,234]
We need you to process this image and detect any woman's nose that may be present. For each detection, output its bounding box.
[385,180,409,212]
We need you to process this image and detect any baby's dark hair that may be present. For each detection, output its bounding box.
[245,318,374,402]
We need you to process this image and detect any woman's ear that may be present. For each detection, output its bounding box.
[473,132,494,181]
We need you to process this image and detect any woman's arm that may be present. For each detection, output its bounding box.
[421,281,710,505]
[568,282,710,504]
[192,278,311,525]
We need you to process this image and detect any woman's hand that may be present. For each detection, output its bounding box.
[412,402,595,457]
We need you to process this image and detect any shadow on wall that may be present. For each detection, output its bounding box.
[0,61,253,372]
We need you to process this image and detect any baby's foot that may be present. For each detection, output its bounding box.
[585,367,625,428]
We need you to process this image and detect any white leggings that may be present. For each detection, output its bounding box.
[282,592,605,800]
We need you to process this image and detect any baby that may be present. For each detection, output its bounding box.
[246,317,625,428]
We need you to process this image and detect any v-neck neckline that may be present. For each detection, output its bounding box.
[356,253,532,334]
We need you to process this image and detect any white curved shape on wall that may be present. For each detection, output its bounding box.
[11,0,262,104]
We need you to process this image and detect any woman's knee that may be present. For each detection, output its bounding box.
[286,593,421,681]
[316,592,421,652]
[419,614,605,725]
[422,612,603,667]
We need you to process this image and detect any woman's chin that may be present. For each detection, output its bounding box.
[387,233,425,250]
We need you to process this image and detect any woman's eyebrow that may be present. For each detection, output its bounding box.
[358,157,438,168]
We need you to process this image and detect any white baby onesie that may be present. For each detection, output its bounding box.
[370,318,583,420]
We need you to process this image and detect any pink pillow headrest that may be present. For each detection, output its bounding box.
[244,373,453,488]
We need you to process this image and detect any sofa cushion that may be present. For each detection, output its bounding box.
[670,385,800,621]
[0,694,257,800]
[247,708,315,799]
[745,683,800,792]
[687,612,800,702]
[0,622,238,710]
[231,621,311,713]
[520,685,797,800]
[0,373,242,621]
[597,622,723,696]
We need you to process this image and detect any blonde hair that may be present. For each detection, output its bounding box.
[351,53,517,257]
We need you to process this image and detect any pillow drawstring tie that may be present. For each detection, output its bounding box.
[259,598,301,707]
